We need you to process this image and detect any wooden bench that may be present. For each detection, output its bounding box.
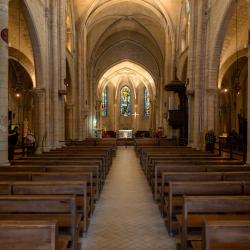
[179,196,250,250]
[10,181,88,234]
[142,153,218,173]
[0,220,69,250]
[25,155,109,176]
[159,172,225,214]
[149,159,242,183]
[154,165,249,200]
[11,163,102,195]
[0,195,79,250]
[167,181,247,235]
[192,220,250,250]
[0,172,94,217]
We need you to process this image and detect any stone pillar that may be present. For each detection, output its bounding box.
[114,103,117,131]
[34,88,46,153]
[246,17,250,164]
[0,0,9,165]
[65,104,74,140]
[192,0,208,150]
[206,88,219,131]
[187,90,194,146]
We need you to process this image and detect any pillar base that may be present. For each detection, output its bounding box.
[0,161,10,166]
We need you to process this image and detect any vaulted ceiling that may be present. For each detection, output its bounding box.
[73,0,183,83]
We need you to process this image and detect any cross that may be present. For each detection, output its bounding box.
[132,112,139,119]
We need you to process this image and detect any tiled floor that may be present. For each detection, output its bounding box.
[82,147,177,250]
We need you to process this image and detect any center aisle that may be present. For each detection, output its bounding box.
[82,147,176,250]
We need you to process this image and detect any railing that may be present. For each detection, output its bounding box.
[216,137,247,163]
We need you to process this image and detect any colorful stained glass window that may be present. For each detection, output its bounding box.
[144,87,151,116]
[186,0,190,14]
[101,87,108,117]
[120,86,131,117]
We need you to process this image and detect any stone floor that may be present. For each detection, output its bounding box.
[82,147,177,250]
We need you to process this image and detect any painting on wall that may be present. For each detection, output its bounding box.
[144,87,150,116]
[101,86,108,116]
[120,85,131,117]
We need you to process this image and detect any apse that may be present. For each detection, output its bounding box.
[95,61,156,134]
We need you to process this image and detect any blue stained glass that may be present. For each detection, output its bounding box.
[144,87,150,116]
[101,87,108,116]
[120,86,131,116]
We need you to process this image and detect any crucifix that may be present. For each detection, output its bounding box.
[132,111,139,119]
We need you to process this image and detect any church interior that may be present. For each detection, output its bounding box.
[0,0,250,249]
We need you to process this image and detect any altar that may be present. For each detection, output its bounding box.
[118,130,133,139]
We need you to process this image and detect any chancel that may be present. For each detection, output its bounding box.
[118,130,133,139]
[0,0,250,249]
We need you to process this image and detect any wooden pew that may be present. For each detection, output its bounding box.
[158,171,250,208]
[0,220,69,250]
[0,195,79,250]
[149,159,242,183]
[142,152,217,172]
[48,148,113,166]
[154,165,249,200]
[0,181,88,233]
[10,181,88,234]
[159,172,225,214]
[11,163,103,194]
[192,220,250,250]
[179,196,250,250]
[25,155,109,176]
[0,172,94,217]
[31,172,94,215]
[167,181,245,236]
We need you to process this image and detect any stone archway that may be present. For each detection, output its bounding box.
[95,61,156,135]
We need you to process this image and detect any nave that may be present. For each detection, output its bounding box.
[82,147,176,250]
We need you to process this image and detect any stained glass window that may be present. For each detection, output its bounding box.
[120,86,131,116]
[144,87,151,116]
[101,87,108,117]
[186,0,190,14]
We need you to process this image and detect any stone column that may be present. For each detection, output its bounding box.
[206,88,219,131]
[246,17,250,164]
[34,88,46,154]
[114,103,117,131]
[187,90,194,146]
[65,104,74,140]
[0,0,9,165]
[192,0,208,149]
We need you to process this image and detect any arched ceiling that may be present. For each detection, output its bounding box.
[97,61,156,99]
[74,0,183,83]
[220,0,248,67]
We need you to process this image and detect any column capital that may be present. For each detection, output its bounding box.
[34,88,46,97]
[206,88,219,96]
[186,88,195,96]
[66,104,74,110]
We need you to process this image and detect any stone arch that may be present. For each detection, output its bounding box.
[8,47,35,87]
[218,48,248,88]
[18,0,44,88]
[84,0,172,32]
[208,0,235,89]
[97,61,157,99]
[93,40,161,84]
